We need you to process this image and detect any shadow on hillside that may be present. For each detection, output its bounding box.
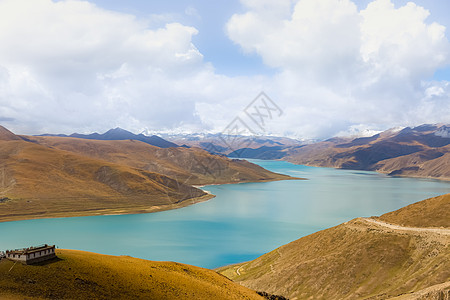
[31,256,63,266]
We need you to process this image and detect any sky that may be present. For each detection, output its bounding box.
[0,0,449,139]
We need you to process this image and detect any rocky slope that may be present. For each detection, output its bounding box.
[285,124,450,180]
[218,193,450,300]
[0,249,263,300]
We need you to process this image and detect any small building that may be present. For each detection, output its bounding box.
[6,244,56,265]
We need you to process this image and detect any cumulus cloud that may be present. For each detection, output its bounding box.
[0,0,449,139]
[0,0,219,134]
[227,0,450,138]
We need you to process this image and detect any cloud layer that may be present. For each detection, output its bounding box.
[0,0,216,134]
[227,0,450,137]
[0,0,449,139]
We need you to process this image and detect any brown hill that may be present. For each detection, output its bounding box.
[285,124,450,181]
[218,193,450,300]
[0,139,209,222]
[374,145,450,180]
[29,136,296,185]
[0,249,263,300]
[0,126,297,222]
[377,193,450,228]
[0,125,21,141]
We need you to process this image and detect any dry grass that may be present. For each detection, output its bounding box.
[0,139,209,222]
[29,136,298,185]
[0,127,298,222]
[378,193,450,228]
[218,194,450,300]
[0,249,263,300]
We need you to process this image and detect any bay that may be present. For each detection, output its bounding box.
[1,160,449,269]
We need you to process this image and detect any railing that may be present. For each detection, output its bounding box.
[6,244,52,253]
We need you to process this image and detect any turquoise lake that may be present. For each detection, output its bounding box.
[1,160,449,269]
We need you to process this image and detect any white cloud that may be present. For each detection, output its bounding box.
[0,0,449,140]
[226,0,450,138]
[0,0,215,134]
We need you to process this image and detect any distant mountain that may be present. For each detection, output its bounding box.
[228,146,287,159]
[165,133,305,156]
[219,193,450,299]
[285,124,450,180]
[40,127,178,148]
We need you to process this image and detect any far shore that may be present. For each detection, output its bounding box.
[0,176,305,223]
[286,161,450,182]
[0,194,215,224]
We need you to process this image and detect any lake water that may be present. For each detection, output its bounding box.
[1,160,449,269]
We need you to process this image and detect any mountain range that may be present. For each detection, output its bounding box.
[285,124,450,180]
[40,127,179,148]
[153,124,450,181]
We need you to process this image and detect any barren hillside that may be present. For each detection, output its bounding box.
[218,194,450,300]
[0,249,263,300]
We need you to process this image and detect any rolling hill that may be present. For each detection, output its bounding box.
[0,125,297,222]
[0,249,263,300]
[0,129,209,222]
[285,124,450,180]
[29,136,295,185]
[218,193,450,300]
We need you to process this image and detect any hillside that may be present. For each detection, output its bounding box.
[218,194,450,300]
[0,138,209,223]
[29,136,296,185]
[0,249,263,300]
[0,125,297,222]
[377,193,450,228]
[285,124,450,180]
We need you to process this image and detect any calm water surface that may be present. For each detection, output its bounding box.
[1,160,449,268]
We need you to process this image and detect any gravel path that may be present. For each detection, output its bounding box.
[363,218,450,235]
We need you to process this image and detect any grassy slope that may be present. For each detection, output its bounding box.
[0,249,263,300]
[378,193,450,228]
[218,194,450,300]
[30,136,297,185]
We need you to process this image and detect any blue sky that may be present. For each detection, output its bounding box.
[0,0,449,139]
[90,0,450,80]
[87,0,272,76]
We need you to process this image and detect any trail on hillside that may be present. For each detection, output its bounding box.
[362,218,450,235]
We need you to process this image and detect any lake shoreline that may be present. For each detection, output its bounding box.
[1,160,449,269]
[285,160,450,182]
[0,193,216,224]
[0,177,304,224]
